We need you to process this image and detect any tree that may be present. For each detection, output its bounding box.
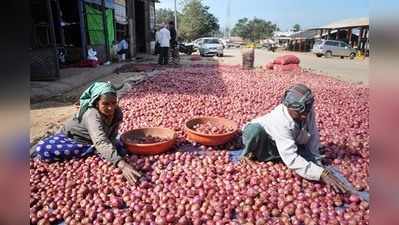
[179,0,220,41]
[230,18,248,38]
[293,24,301,32]
[156,8,182,26]
[231,17,278,42]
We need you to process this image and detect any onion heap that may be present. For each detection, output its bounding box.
[193,122,235,135]
[31,64,369,224]
[127,135,169,144]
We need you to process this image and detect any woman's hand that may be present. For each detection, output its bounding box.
[117,160,142,185]
[320,169,348,193]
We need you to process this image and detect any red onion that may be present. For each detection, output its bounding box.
[30,65,369,224]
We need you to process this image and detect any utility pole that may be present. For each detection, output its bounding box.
[225,0,231,39]
[127,0,136,58]
[101,0,110,60]
[174,0,178,34]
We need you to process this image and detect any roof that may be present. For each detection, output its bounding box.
[310,17,369,30]
[273,31,298,37]
[289,29,319,40]
[229,36,244,42]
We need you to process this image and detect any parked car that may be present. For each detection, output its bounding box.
[312,40,357,59]
[191,38,205,50]
[198,38,224,57]
[219,38,227,49]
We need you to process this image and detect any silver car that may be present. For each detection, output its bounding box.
[198,38,224,57]
[192,38,204,50]
[312,40,357,59]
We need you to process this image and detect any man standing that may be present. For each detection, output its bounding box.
[158,24,171,65]
[154,27,160,55]
[241,84,348,193]
[168,21,179,64]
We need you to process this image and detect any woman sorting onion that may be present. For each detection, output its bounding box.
[30,82,141,184]
[241,84,348,193]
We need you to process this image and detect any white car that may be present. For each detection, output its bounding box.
[191,38,204,50]
[219,38,227,48]
[198,38,224,57]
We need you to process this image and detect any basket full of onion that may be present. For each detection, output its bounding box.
[185,116,238,146]
[120,127,176,155]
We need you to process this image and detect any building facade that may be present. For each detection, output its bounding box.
[31,0,157,80]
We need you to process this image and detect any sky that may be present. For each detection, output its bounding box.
[155,0,369,31]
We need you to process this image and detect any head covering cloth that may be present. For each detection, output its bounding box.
[77,82,117,122]
[282,83,314,113]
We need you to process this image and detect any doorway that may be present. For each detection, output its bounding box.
[135,0,146,53]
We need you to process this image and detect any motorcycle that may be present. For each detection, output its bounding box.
[263,43,277,52]
[178,42,194,55]
[268,45,277,52]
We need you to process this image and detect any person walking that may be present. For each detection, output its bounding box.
[158,24,171,65]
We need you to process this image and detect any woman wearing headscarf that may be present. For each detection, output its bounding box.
[241,83,348,193]
[30,82,141,184]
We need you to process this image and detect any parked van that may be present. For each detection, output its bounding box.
[312,40,357,59]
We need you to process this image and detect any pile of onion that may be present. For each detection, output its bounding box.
[193,122,235,135]
[30,64,369,224]
[127,135,169,144]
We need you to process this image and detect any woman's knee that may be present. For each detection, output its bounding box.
[243,123,265,141]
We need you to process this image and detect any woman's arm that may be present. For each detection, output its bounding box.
[84,109,122,165]
[84,109,141,184]
[109,107,123,145]
[270,123,324,181]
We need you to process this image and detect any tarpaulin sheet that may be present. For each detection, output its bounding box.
[229,148,244,163]
[114,3,127,24]
[85,4,115,46]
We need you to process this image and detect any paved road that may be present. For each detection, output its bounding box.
[216,48,369,84]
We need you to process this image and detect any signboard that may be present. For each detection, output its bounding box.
[114,0,126,5]
[114,3,127,24]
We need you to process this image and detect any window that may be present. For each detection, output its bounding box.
[195,39,203,44]
[340,42,348,48]
[204,39,220,44]
[325,41,339,47]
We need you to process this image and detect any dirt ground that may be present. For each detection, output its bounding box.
[29,56,217,145]
[30,70,148,145]
[30,50,368,145]
[219,48,369,84]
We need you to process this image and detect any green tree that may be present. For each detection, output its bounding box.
[156,8,182,26]
[231,17,278,42]
[179,0,220,41]
[293,24,301,32]
[231,18,248,38]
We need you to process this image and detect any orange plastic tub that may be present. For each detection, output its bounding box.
[120,127,176,155]
[185,116,238,146]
